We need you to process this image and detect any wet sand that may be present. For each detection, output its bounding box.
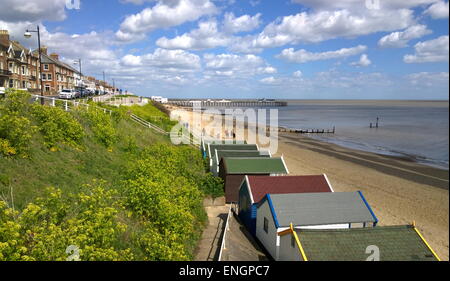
[169,106,449,260]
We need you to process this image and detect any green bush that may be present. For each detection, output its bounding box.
[31,105,84,149]
[0,182,134,261]
[0,90,36,157]
[81,108,117,148]
[121,144,207,260]
[200,173,224,199]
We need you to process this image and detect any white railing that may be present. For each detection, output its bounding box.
[130,113,169,135]
[29,94,113,115]
[218,204,233,261]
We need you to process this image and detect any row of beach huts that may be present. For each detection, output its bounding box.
[201,139,441,261]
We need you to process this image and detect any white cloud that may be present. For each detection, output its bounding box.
[378,25,432,48]
[424,1,449,19]
[293,70,303,78]
[351,54,372,67]
[291,0,438,10]
[121,48,201,71]
[277,45,367,63]
[203,53,274,78]
[258,66,277,74]
[260,76,279,84]
[156,20,230,50]
[404,35,449,63]
[0,0,68,22]
[223,12,262,34]
[406,72,449,86]
[230,8,414,51]
[116,0,217,42]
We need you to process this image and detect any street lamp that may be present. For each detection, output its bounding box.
[73,59,82,98]
[24,25,44,104]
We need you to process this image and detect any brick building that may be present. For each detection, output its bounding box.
[0,30,40,92]
[38,48,77,95]
[1,29,116,96]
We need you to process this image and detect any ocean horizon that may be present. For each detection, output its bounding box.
[205,100,449,170]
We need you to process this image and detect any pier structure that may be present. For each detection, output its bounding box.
[167,99,288,107]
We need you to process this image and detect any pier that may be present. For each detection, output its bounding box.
[167,99,288,107]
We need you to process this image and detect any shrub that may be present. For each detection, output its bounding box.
[82,109,117,148]
[0,182,134,261]
[31,105,84,149]
[0,90,36,156]
[0,138,16,157]
[200,173,224,199]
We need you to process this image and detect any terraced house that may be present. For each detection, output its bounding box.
[37,48,77,95]
[0,30,40,91]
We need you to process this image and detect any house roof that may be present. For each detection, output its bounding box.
[246,175,333,203]
[207,143,257,158]
[37,52,78,72]
[222,157,288,175]
[263,191,377,228]
[295,225,439,261]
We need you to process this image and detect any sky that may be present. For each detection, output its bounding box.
[0,0,449,99]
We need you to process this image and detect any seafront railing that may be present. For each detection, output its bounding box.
[29,94,113,115]
[218,204,233,261]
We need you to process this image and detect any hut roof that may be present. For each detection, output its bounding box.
[245,175,333,204]
[222,157,288,175]
[294,225,439,261]
[207,143,257,158]
[262,191,377,228]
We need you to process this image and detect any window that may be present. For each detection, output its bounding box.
[21,66,26,75]
[22,81,26,88]
[42,73,46,80]
[263,217,269,234]
[44,85,50,92]
[47,74,52,81]
[8,62,13,71]
[44,64,49,70]
[9,79,13,88]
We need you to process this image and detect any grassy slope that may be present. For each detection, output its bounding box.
[0,110,170,210]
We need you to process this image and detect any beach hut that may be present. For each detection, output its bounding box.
[200,139,247,158]
[219,157,289,203]
[238,175,335,236]
[211,149,271,176]
[206,143,258,161]
[256,191,378,260]
[278,224,440,261]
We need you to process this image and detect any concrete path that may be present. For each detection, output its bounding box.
[194,205,229,261]
[220,212,269,261]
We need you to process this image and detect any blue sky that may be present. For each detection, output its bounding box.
[1,0,448,99]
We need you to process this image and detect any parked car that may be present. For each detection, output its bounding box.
[0,87,5,96]
[58,89,76,99]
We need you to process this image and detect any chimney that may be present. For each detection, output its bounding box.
[0,30,10,46]
[50,53,59,61]
[40,46,48,55]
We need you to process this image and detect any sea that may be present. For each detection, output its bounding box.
[205,100,449,170]
[276,100,449,170]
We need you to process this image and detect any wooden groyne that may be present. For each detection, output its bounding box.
[168,99,288,107]
[277,126,336,134]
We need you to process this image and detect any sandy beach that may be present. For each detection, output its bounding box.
[169,105,449,260]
